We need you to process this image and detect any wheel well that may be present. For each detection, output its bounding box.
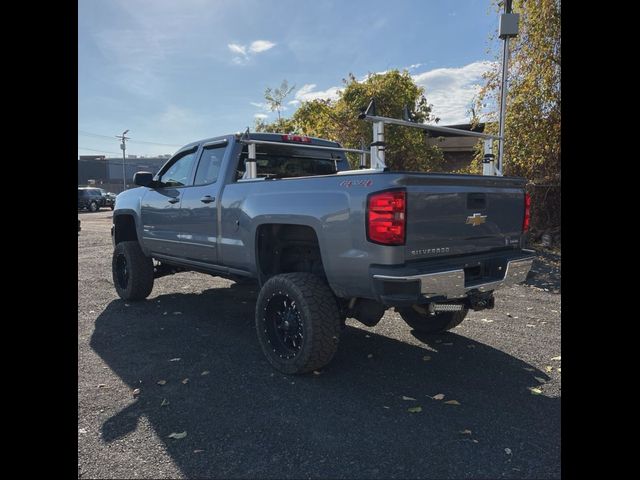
[256,224,325,282]
[114,214,138,245]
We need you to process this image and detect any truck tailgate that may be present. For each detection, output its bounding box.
[400,174,527,260]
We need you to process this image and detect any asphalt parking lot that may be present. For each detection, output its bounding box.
[78,210,561,479]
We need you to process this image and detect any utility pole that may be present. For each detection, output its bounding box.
[116,130,130,191]
[497,0,519,175]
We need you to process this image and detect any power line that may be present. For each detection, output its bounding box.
[78,129,182,147]
[78,147,121,155]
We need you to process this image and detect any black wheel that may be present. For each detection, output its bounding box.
[397,304,468,334]
[112,241,154,301]
[89,201,99,212]
[110,205,114,211]
[255,273,341,374]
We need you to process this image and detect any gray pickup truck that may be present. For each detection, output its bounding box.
[111,131,534,374]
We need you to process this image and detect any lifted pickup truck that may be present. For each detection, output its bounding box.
[111,128,534,374]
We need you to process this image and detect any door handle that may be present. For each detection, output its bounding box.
[200,195,215,204]
[168,197,180,204]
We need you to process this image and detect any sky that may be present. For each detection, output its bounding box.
[78,0,502,158]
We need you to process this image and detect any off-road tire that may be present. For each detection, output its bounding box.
[397,304,468,334]
[112,241,154,301]
[255,273,341,374]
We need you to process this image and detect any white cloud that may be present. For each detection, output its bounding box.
[412,61,496,125]
[294,83,341,102]
[254,113,268,119]
[249,40,276,53]
[288,100,300,106]
[228,43,247,56]
[228,39,276,64]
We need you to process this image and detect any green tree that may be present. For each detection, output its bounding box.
[472,0,561,231]
[264,80,295,122]
[257,70,444,171]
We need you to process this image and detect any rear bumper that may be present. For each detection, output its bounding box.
[370,249,535,306]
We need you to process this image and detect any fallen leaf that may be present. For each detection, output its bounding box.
[312,371,321,375]
[444,400,460,405]
[161,398,169,407]
[193,449,204,453]
[201,370,210,376]
[132,388,141,397]
[157,380,167,385]
[383,406,390,409]
[529,387,542,395]
[505,448,512,455]
[460,429,472,435]
[545,366,553,373]
[169,358,181,362]
[534,377,546,383]
[79,428,87,434]
[551,356,561,361]
[89,310,95,314]
[422,355,432,361]
[481,318,494,323]
[432,394,445,400]
[526,324,535,327]
[168,431,187,439]
[402,395,416,401]
[162,312,168,316]
[407,406,422,413]
[523,367,535,372]
[526,307,533,310]
[367,354,373,359]
[472,439,479,443]
[182,378,189,384]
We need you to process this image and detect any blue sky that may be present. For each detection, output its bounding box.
[78,0,501,158]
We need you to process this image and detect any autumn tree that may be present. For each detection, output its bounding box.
[257,70,444,171]
[473,0,561,232]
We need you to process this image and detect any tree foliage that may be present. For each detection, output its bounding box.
[256,70,444,171]
[472,0,561,230]
[264,80,295,122]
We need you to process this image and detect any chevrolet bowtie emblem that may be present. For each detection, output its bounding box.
[466,213,487,226]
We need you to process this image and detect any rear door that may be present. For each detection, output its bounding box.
[173,140,228,264]
[140,148,198,257]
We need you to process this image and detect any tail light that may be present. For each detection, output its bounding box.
[367,190,406,245]
[281,134,311,143]
[523,192,531,232]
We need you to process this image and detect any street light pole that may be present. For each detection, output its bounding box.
[116,130,130,191]
[497,0,519,175]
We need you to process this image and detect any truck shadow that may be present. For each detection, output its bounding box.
[90,282,560,479]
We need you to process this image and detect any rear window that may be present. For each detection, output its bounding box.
[236,144,344,180]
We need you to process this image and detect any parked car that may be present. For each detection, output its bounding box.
[78,187,105,212]
[97,188,116,210]
[110,131,534,374]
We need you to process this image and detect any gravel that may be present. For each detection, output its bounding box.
[78,210,561,479]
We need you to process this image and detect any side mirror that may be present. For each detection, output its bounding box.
[133,171,154,187]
